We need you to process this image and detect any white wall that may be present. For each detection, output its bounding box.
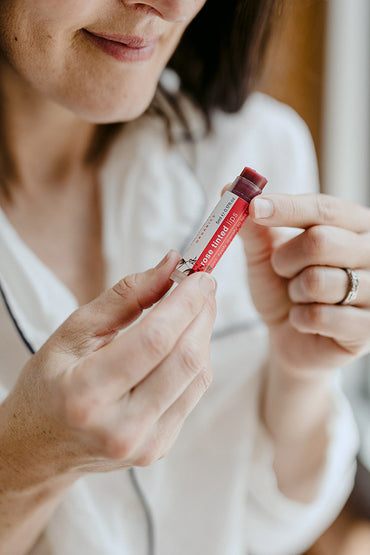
[323,0,370,470]
[323,0,370,205]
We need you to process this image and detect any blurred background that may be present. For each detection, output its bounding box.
[258,1,370,553]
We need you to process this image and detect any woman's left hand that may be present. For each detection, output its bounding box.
[240,192,370,376]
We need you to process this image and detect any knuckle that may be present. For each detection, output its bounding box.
[199,366,213,391]
[179,341,202,377]
[135,440,162,467]
[141,320,172,357]
[101,424,140,460]
[286,196,302,220]
[103,434,136,461]
[301,267,324,298]
[64,395,93,429]
[270,250,284,275]
[304,226,328,257]
[181,291,203,318]
[60,362,101,429]
[112,273,144,313]
[316,194,337,224]
[135,451,157,467]
[65,308,85,331]
[306,304,325,327]
[113,273,139,300]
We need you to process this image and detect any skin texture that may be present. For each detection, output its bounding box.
[0,0,206,122]
[0,1,369,554]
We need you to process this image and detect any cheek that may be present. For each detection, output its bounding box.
[0,1,89,66]
[0,1,205,123]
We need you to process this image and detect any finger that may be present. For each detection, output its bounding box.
[239,217,275,264]
[55,250,180,356]
[128,293,216,421]
[271,226,370,278]
[250,193,370,233]
[221,183,232,196]
[92,329,214,465]
[120,354,213,466]
[289,304,370,346]
[88,271,216,395]
[154,361,213,450]
[95,293,216,463]
[131,358,214,465]
[289,267,370,307]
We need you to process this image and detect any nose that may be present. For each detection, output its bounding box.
[123,1,199,23]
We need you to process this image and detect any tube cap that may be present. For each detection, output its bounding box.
[229,167,268,203]
[240,167,268,190]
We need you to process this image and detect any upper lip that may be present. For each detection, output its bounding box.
[85,31,159,49]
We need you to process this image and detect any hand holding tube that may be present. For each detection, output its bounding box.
[243,192,370,373]
[240,192,370,501]
[0,251,216,554]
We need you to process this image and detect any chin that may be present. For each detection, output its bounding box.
[79,101,153,124]
[72,96,155,124]
[53,78,159,124]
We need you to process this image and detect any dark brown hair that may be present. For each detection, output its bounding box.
[91,1,281,164]
[1,0,280,195]
[167,0,280,124]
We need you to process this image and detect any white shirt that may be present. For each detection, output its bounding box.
[0,92,359,555]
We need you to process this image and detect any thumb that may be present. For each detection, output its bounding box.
[239,217,275,265]
[239,210,292,326]
[54,250,180,356]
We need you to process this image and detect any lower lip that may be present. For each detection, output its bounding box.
[83,31,156,62]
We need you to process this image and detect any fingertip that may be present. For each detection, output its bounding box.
[220,183,232,197]
[155,249,181,270]
[200,273,217,295]
[187,271,217,296]
[250,197,274,221]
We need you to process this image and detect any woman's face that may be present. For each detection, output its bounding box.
[0,0,206,122]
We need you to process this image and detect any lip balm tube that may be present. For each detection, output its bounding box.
[170,167,268,283]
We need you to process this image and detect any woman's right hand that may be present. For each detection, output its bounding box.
[0,250,216,487]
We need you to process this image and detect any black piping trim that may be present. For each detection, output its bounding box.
[0,278,155,555]
[129,468,155,555]
[0,280,35,354]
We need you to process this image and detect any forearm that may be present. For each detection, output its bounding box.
[261,354,334,503]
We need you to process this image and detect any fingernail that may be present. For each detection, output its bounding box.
[199,273,216,296]
[253,198,273,219]
[156,250,172,269]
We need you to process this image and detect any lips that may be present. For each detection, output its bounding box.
[83,30,158,62]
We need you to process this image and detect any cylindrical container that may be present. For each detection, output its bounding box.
[171,167,268,283]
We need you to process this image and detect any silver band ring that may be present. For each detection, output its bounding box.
[338,268,360,305]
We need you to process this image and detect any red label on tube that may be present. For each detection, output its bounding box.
[171,166,268,283]
[191,197,248,273]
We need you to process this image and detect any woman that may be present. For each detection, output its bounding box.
[0,1,366,554]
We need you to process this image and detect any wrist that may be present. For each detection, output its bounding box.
[260,354,339,501]
[261,354,334,444]
[0,392,79,494]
